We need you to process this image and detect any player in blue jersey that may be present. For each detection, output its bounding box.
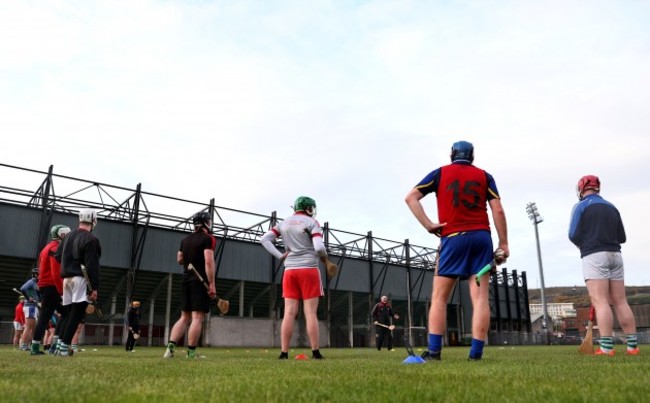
[569,175,638,356]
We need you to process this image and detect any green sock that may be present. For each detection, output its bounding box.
[31,341,41,353]
[167,342,176,350]
[626,334,638,350]
[187,347,196,358]
[600,336,613,352]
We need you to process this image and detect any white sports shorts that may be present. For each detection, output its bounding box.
[582,251,624,281]
[63,276,91,305]
[23,304,39,321]
[13,321,24,331]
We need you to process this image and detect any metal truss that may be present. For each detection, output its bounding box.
[1,163,438,304]
[1,163,437,265]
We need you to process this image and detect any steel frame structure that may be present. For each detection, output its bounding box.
[0,163,438,321]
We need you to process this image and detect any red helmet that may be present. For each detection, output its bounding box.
[577,175,600,200]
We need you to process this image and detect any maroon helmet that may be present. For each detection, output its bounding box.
[576,175,600,200]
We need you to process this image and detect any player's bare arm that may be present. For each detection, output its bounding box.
[204,248,216,298]
[405,188,447,236]
[177,251,184,265]
[488,198,509,257]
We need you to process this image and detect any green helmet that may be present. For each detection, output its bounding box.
[50,224,71,240]
[293,196,317,217]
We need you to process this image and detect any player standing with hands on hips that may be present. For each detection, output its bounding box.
[55,209,101,357]
[164,212,216,359]
[569,175,639,356]
[405,141,509,361]
[261,196,327,360]
[19,268,41,351]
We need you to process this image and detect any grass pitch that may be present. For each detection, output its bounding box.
[2,345,648,402]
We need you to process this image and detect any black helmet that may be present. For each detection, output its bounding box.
[451,141,474,163]
[192,212,212,228]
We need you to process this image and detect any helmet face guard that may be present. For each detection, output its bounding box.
[50,224,71,240]
[293,196,317,217]
[79,209,98,230]
[451,141,474,163]
[192,212,212,229]
[577,175,600,200]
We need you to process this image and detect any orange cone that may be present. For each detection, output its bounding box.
[295,353,308,360]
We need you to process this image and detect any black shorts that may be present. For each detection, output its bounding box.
[181,278,210,313]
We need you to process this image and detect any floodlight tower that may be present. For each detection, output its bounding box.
[526,202,551,345]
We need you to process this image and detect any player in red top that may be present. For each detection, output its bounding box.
[405,141,509,361]
[13,296,25,348]
[31,224,70,355]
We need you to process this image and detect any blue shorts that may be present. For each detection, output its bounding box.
[438,230,493,280]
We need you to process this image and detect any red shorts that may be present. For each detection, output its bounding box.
[282,268,323,300]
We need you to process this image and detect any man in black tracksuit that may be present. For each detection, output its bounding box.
[126,301,141,352]
[55,209,101,356]
[371,295,399,351]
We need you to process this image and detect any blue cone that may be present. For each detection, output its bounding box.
[402,355,425,364]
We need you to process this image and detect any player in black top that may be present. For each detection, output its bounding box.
[371,295,400,351]
[164,212,217,359]
[54,208,101,356]
[126,300,141,352]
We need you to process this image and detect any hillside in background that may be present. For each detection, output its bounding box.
[527,286,650,307]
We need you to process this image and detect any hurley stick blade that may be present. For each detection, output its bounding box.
[578,306,595,355]
[217,298,230,315]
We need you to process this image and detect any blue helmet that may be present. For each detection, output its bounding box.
[451,141,474,163]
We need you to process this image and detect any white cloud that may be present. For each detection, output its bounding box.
[1,0,649,286]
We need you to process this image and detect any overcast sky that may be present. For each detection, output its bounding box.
[1,1,649,287]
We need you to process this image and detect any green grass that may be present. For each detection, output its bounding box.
[2,345,649,402]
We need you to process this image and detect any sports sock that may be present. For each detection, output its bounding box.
[312,349,323,359]
[428,333,443,353]
[187,346,196,358]
[599,336,613,352]
[20,342,27,350]
[626,334,638,350]
[30,341,41,353]
[59,342,69,356]
[278,352,289,359]
[50,339,60,354]
[469,338,485,359]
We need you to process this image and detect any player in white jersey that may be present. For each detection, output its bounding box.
[261,196,328,359]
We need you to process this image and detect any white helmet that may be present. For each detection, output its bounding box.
[79,209,98,229]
